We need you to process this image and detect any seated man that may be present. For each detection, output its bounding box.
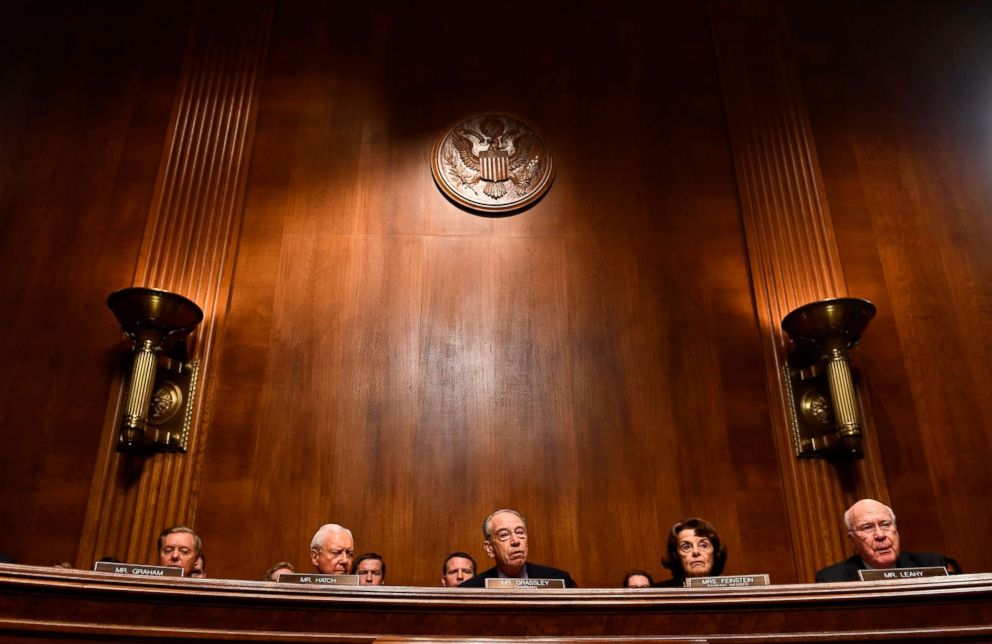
[352,552,386,586]
[310,524,355,575]
[815,498,950,582]
[622,569,654,588]
[158,526,202,577]
[458,509,577,587]
[441,551,477,587]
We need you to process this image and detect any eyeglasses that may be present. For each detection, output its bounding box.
[678,540,712,553]
[493,528,527,542]
[849,520,897,535]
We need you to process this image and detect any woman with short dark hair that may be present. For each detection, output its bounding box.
[657,517,728,587]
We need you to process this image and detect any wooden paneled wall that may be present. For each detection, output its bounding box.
[0,1,194,565]
[194,0,789,587]
[77,0,273,573]
[791,0,992,575]
[1,0,990,588]
[708,1,889,581]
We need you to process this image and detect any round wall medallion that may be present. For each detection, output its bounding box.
[431,113,555,214]
[148,381,183,426]
[800,389,834,427]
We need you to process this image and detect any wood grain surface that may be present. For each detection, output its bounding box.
[0,0,194,566]
[193,0,788,586]
[3,565,992,642]
[0,0,989,590]
[791,0,992,578]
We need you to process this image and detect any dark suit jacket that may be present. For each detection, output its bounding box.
[815,551,948,582]
[459,562,578,588]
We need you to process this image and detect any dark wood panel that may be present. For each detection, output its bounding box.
[76,0,273,572]
[194,0,790,587]
[3,566,992,642]
[5,0,988,594]
[790,0,992,576]
[0,1,193,566]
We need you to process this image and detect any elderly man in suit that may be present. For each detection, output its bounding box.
[815,499,950,582]
[310,523,355,575]
[459,509,576,587]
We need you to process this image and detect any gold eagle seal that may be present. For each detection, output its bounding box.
[431,113,554,214]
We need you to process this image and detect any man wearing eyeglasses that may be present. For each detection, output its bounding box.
[458,509,577,587]
[815,498,950,582]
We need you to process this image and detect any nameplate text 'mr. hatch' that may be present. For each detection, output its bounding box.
[277,573,361,586]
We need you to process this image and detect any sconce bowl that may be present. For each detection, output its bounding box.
[782,297,876,357]
[107,287,204,346]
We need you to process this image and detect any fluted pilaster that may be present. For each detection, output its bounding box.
[78,0,273,568]
[708,0,889,581]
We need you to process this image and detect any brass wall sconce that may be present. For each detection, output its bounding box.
[107,287,204,453]
[781,298,876,458]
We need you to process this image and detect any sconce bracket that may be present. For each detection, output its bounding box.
[781,297,875,460]
[783,363,864,458]
[119,356,200,453]
[108,287,203,454]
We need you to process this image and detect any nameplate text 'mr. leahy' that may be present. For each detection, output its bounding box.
[485,578,566,589]
[93,562,184,577]
[685,574,771,588]
[277,573,360,586]
[858,567,948,582]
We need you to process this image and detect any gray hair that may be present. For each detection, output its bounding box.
[843,499,896,530]
[310,523,353,551]
[158,526,202,556]
[482,509,526,539]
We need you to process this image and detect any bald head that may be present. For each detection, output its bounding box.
[843,499,896,530]
[844,499,900,569]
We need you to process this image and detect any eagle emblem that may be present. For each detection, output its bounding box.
[431,114,555,214]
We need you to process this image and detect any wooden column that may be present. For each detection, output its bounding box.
[707,0,889,581]
[77,1,273,568]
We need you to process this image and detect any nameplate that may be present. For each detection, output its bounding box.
[93,562,183,577]
[685,574,770,588]
[858,566,948,581]
[277,573,360,586]
[484,577,566,589]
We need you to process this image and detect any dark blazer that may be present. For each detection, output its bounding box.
[459,562,578,588]
[815,551,948,582]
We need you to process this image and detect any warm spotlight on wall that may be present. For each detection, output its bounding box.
[781,298,876,458]
[107,287,203,453]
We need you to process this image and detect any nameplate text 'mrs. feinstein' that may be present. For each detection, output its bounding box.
[685,574,770,588]
[277,573,360,586]
[93,562,183,577]
[484,578,566,589]
[857,567,948,581]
